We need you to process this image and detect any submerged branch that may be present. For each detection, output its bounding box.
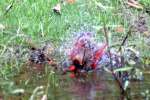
[103,23,125,96]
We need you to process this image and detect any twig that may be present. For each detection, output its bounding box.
[103,23,125,95]
[82,47,86,66]
[4,0,14,15]
[118,26,132,52]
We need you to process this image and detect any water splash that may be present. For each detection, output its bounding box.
[60,32,109,77]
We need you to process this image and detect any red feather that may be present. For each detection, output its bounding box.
[69,65,76,71]
[91,43,107,69]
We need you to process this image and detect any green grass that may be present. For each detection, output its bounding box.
[0,0,124,41]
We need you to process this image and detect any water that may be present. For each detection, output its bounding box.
[1,64,149,100]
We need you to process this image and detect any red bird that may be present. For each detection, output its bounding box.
[65,33,108,78]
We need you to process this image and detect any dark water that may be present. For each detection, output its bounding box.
[0,65,150,100]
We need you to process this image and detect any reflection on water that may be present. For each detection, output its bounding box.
[66,73,118,100]
[59,70,149,100]
[60,72,121,100]
[69,74,108,100]
[1,65,150,100]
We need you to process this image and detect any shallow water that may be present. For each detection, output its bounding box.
[0,64,150,100]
